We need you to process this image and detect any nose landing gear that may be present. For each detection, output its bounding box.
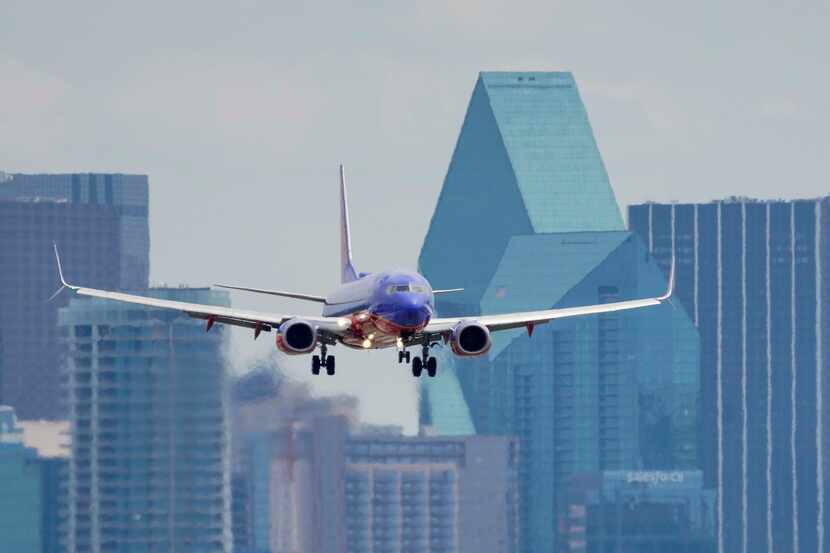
[312,344,335,376]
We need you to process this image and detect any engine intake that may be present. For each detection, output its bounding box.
[450,321,492,357]
[276,319,317,354]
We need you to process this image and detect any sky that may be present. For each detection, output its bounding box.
[1,0,828,432]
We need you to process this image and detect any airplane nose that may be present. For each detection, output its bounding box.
[395,303,431,327]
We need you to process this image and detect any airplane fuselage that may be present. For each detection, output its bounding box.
[322,271,434,349]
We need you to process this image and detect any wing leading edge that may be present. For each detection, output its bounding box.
[424,259,675,334]
[53,245,349,335]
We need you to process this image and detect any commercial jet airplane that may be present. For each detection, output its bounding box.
[53,166,674,378]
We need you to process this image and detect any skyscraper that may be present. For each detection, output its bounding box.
[59,288,231,553]
[419,72,700,553]
[0,172,149,419]
[630,199,829,553]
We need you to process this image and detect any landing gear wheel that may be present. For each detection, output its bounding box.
[412,357,423,377]
[326,356,336,376]
[398,350,411,364]
[311,355,321,375]
[426,356,437,377]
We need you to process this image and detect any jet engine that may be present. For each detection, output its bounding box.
[276,318,317,354]
[450,321,492,357]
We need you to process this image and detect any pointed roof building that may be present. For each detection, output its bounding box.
[419,72,623,304]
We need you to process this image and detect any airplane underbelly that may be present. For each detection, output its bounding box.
[339,320,399,350]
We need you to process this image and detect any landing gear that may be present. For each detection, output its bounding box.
[398,350,411,364]
[412,357,423,377]
[312,344,335,376]
[411,339,437,378]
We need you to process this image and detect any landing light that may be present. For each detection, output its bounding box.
[396,337,404,349]
[357,313,370,322]
[362,338,372,349]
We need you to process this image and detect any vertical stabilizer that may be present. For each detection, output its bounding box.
[340,165,359,283]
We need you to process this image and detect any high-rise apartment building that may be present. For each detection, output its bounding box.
[418,72,700,553]
[0,172,149,419]
[59,288,231,553]
[630,199,830,553]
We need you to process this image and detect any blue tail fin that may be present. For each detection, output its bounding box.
[340,165,359,283]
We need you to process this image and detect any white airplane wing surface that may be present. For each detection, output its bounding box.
[54,247,349,336]
[424,260,674,335]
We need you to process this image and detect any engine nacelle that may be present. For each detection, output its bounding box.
[276,319,317,355]
[450,321,492,357]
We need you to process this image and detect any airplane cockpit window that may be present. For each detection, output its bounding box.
[386,284,429,294]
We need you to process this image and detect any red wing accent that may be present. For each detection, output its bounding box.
[254,322,263,340]
[206,316,215,332]
[527,323,535,337]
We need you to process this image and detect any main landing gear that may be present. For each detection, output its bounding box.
[312,344,335,376]
[404,339,437,378]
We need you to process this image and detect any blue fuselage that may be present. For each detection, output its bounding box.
[321,271,434,349]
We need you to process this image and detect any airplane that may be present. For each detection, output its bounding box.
[53,165,674,378]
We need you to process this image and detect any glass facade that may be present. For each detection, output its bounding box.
[59,288,231,553]
[560,470,715,552]
[630,199,830,553]
[419,72,700,553]
[0,406,42,553]
[0,172,149,419]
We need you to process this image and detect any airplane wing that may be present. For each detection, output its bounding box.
[214,283,327,303]
[423,259,674,335]
[53,246,349,336]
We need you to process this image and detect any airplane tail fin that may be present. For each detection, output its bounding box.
[340,165,359,283]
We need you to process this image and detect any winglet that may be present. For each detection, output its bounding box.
[658,256,675,301]
[53,243,76,290]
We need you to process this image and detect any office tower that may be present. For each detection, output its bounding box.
[0,405,43,553]
[59,288,231,553]
[233,375,520,553]
[0,172,149,419]
[630,199,830,553]
[17,419,71,553]
[560,470,715,552]
[418,72,700,553]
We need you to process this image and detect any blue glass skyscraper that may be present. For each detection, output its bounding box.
[630,199,830,553]
[0,172,149,419]
[419,72,700,552]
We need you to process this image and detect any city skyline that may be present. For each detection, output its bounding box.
[2,1,828,431]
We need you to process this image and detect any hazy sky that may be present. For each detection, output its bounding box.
[2,1,828,432]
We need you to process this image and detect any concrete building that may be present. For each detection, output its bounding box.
[0,172,149,419]
[418,72,700,553]
[232,373,519,553]
[559,470,715,553]
[630,199,830,553]
[59,288,231,553]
